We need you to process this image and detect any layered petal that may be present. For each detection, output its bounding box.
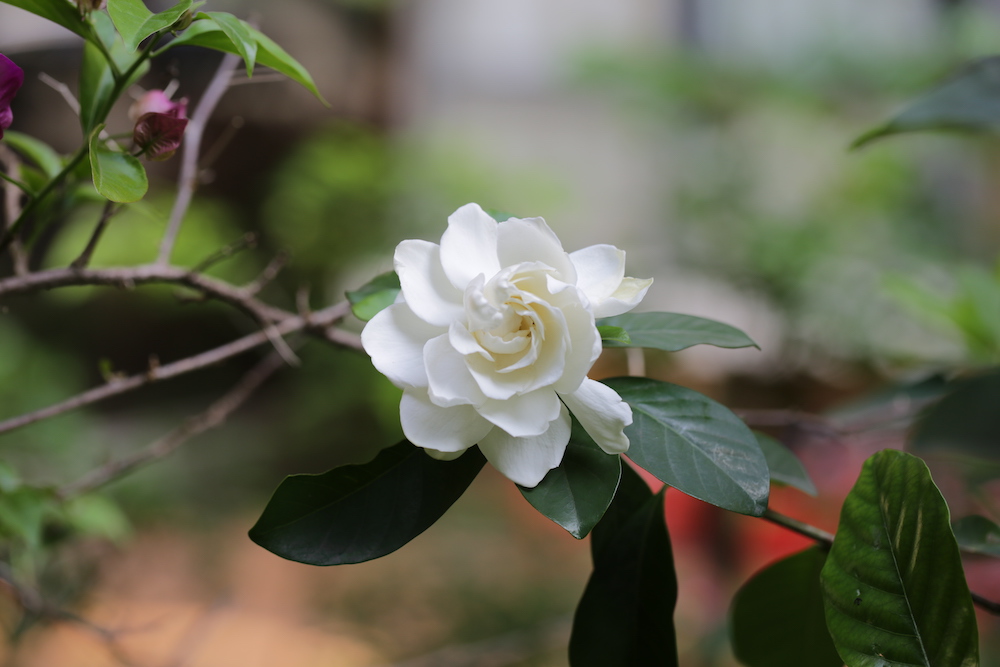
[478,403,571,487]
[559,378,633,454]
[400,389,494,453]
[592,277,654,318]
[476,387,562,437]
[497,217,576,283]
[569,244,626,306]
[395,240,465,326]
[424,333,487,407]
[361,302,441,389]
[441,203,501,288]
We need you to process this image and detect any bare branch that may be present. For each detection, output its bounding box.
[243,250,288,297]
[0,145,28,275]
[59,349,290,499]
[190,232,257,274]
[70,200,118,269]
[0,300,354,438]
[157,53,242,265]
[38,72,81,115]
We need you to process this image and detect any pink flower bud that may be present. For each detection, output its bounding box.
[133,112,188,161]
[0,53,25,140]
[128,90,187,124]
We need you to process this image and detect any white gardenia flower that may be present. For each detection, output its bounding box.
[361,203,653,487]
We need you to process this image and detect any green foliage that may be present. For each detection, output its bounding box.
[910,370,1000,469]
[605,377,769,516]
[599,312,757,352]
[2,131,63,181]
[518,419,621,539]
[249,442,486,565]
[0,0,93,39]
[730,548,841,667]
[597,325,631,346]
[79,41,116,135]
[346,271,400,321]
[197,11,257,76]
[754,432,817,496]
[952,515,1000,557]
[88,127,148,203]
[107,0,196,52]
[821,450,978,667]
[569,464,678,667]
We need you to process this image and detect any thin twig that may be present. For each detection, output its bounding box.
[0,145,28,275]
[70,200,118,269]
[157,53,241,265]
[59,349,290,499]
[762,508,834,546]
[38,72,81,115]
[190,232,257,274]
[243,250,288,297]
[0,300,353,437]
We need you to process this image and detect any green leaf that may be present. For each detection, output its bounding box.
[0,0,92,39]
[0,487,55,552]
[598,312,758,352]
[2,131,62,179]
[518,418,621,539]
[249,441,486,565]
[755,432,817,496]
[79,40,116,134]
[911,370,1000,466]
[605,377,769,516]
[89,128,148,203]
[346,271,400,321]
[199,12,257,76]
[952,515,1000,557]
[63,494,130,542]
[853,56,1000,148]
[731,548,842,667]
[569,464,678,667]
[820,450,979,667]
[108,0,194,52]
[598,325,631,346]
[164,19,326,102]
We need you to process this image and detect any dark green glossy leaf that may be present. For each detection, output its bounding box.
[605,377,769,516]
[519,418,621,539]
[854,56,1000,148]
[198,12,256,76]
[164,19,326,102]
[249,441,486,565]
[911,370,1000,473]
[0,0,91,39]
[347,271,400,321]
[821,450,978,667]
[598,325,631,346]
[731,547,841,667]
[108,0,194,52]
[2,131,62,179]
[598,312,757,352]
[953,515,1000,557]
[89,129,148,202]
[755,432,817,496]
[570,464,678,667]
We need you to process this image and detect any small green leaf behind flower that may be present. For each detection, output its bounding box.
[597,325,631,346]
[755,432,817,496]
[598,312,757,352]
[347,271,400,321]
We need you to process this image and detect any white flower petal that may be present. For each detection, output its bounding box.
[424,448,469,461]
[477,387,562,437]
[361,303,442,389]
[569,244,626,306]
[441,203,501,288]
[425,333,487,408]
[400,389,493,452]
[497,217,576,283]
[478,404,571,487]
[591,277,654,318]
[559,378,632,454]
[551,300,601,394]
[395,240,465,326]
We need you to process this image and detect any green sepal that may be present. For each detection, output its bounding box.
[820,450,979,667]
[598,312,757,352]
[249,441,486,565]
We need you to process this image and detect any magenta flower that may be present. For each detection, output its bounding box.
[0,53,24,140]
[130,90,188,161]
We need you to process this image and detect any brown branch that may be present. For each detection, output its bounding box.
[0,145,29,275]
[59,349,290,499]
[0,300,355,438]
[157,53,242,265]
[189,231,257,274]
[70,200,118,269]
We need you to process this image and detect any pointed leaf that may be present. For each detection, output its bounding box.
[519,418,621,539]
[598,325,631,346]
[569,464,678,667]
[108,0,194,52]
[2,131,62,179]
[911,370,1000,468]
[199,12,257,76]
[89,129,148,202]
[605,377,769,516]
[952,515,1000,557]
[346,271,400,321]
[731,547,842,667]
[163,19,326,102]
[820,450,979,667]
[598,312,758,352]
[0,0,91,39]
[249,441,486,565]
[854,56,1000,148]
[755,432,817,496]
